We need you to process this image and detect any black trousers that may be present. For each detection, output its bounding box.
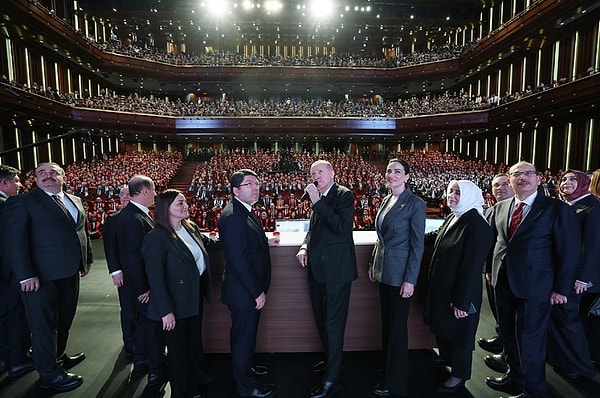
[495,268,551,398]
[379,283,410,396]
[116,283,136,355]
[20,274,79,378]
[134,300,165,374]
[547,292,596,377]
[309,277,352,384]
[580,293,600,363]
[0,281,31,366]
[436,337,473,380]
[228,298,261,395]
[162,307,211,398]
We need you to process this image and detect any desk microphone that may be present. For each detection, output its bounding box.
[301,181,318,201]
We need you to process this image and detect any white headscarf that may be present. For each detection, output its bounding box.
[447,180,484,218]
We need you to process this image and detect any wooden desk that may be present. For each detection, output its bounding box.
[202,234,435,353]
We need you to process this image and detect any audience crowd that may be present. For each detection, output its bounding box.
[18,150,183,239]
[9,146,563,236]
[93,42,474,68]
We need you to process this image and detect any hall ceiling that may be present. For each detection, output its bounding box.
[76,0,484,55]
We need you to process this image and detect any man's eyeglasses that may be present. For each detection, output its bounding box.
[239,181,260,188]
[509,170,538,178]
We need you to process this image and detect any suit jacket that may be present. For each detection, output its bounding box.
[1,187,92,282]
[116,202,154,296]
[370,189,426,287]
[102,209,122,274]
[490,193,581,301]
[424,208,494,345]
[219,198,271,305]
[302,183,358,289]
[0,193,10,282]
[142,222,218,321]
[571,194,600,292]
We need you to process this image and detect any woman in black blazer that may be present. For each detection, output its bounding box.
[424,180,494,393]
[368,158,426,397]
[142,189,219,398]
[551,169,600,375]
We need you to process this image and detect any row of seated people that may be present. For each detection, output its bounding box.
[94,40,474,68]
[185,148,563,229]
[71,92,492,117]
[3,75,583,121]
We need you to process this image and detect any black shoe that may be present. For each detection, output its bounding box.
[437,378,465,393]
[309,380,341,398]
[238,384,276,398]
[485,354,509,373]
[312,360,326,373]
[251,364,270,377]
[478,336,504,354]
[40,371,83,392]
[147,371,168,386]
[8,358,36,378]
[485,375,524,395]
[373,383,391,396]
[58,352,86,369]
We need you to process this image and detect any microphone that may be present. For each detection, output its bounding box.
[301,181,318,201]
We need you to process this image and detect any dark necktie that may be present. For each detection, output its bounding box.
[52,194,75,223]
[508,202,524,237]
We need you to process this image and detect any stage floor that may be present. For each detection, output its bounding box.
[1,240,599,398]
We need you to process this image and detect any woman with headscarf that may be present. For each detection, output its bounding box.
[548,170,600,375]
[424,180,494,393]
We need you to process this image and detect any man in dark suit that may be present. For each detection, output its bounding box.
[220,169,277,398]
[102,185,134,362]
[479,173,514,375]
[1,162,92,392]
[296,160,358,398]
[486,161,581,398]
[0,165,35,378]
[115,175,166,386]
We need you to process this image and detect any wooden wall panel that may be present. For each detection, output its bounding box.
[202,244,435,353]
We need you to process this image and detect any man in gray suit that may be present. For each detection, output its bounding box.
[486,161,580,398]
[296,160,357,398]
[1,162,92,392]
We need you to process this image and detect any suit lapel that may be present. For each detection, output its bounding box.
[512,195,545,238]
[35,188,74,225]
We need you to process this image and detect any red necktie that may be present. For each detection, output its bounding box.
[508,202,524,237]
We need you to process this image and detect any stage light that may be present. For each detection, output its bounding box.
[264,0,283,13]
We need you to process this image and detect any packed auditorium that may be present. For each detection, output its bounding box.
[1,1,599,398]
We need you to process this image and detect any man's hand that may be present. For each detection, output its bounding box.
[255,292,266,310]
[112,273,124,287]
[80,264,92,278]
[399,282,414,298]
[550,292,568,305]
[367,264,375,282]
[20,277,40,292]
[574,281,588,294]
[138,290,150,304]
[296,248,308,267]
[162,313,176,331]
